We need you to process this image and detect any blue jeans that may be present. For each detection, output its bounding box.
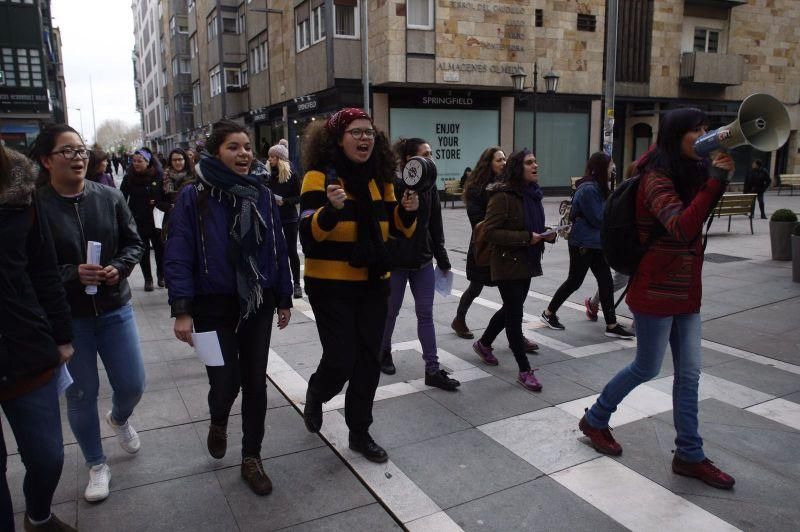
[67,303,146,466]
[587,312,705,462]
[381,264,440,373]
[1,376,64,524]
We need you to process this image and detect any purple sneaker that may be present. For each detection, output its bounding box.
[517,369,542,392]
[472,340,499,366]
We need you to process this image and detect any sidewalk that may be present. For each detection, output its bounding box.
[4,191,800,531]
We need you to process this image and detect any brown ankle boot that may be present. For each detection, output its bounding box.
[207,423,227,459]
[241,456,273,495]
[451,317,474,339]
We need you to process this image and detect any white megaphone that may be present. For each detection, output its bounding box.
[694,93,791,158]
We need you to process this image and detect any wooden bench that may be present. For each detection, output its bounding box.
[440,179,463,208]
[714,193,757,234]
[777,174,800,196]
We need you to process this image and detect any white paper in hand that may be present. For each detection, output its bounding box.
[191,331,225,366]
[434,266,454,297]
[56,364,73,395]
[153,207,166,230]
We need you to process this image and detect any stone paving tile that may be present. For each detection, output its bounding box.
[276,503,402,531]
[389,428,542,510]
[422,376,550,426]
[77,472,237,531]
[367,393,472,451]
[704,358,800,397]
[782,391,800,404]
[216,447,376,531]
[537,357,620,393]
[446,476,628,532]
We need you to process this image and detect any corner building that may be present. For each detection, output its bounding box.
[157,1,800,188]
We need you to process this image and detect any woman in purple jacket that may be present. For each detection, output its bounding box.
[164,120,293,496]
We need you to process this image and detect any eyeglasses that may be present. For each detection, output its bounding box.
[345,128,376,140]
[52,147,89,160]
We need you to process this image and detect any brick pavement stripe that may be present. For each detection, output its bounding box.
[745,398,800,431]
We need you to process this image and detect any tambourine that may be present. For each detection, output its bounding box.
[401,156,437,193]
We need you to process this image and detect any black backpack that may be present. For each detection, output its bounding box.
[600,175,662,276]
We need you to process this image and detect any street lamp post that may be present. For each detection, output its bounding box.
[69,107,85,140]
[510,65,559,154]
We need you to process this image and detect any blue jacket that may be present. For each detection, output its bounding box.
[568,180,605,249]
[164,182,293,316]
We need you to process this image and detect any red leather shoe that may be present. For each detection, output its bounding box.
[579,414,622,456]
[672,456,735,489]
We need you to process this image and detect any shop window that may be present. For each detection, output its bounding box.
[334,0,359,39]
[632,123,653,163]
[577,14,596,32]
[694,28,719,53]
[407,0,433,30]
[311,5,326,44]
[210,66,222,96]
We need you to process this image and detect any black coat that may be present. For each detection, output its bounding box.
[0,155,72,392]
[389,183,450,271]
[744,167,770,194]
[120,168,166,237]
[464,181,494,285]
[266,167,301,224]
[38,180,144,318]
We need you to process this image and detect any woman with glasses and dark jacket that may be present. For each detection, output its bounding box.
[33,124,146,504]
[121,148,166,291]
[165,120,293,496]
[300,108,418,463]
[378,137,459,391]
[0,144,76,531]
[474,150,555,391]
[579,108,736,490]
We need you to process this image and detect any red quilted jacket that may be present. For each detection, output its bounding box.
[626,171,725,316]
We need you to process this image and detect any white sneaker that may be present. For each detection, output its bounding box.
[85,463,111,502]
[105,411,141,454]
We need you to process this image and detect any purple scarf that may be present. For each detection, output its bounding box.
[523,182,545,261]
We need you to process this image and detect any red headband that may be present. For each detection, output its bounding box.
[326,108,372,137]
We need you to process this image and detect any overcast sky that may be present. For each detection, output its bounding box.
[51,0,140,144]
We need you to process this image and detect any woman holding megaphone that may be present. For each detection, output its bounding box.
[579,108,736,490]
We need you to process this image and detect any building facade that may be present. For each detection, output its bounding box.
[140,0,800,187]
[0,0,68,151]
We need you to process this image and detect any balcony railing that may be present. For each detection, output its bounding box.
[680,51,743,86]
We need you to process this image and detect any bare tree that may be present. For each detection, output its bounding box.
[95,119,142,153]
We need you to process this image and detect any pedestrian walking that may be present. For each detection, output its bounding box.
[379,138,460,391]
[300,108,418,463]
[86,148,115,188]
[472,150,555,391]
[0,144,76,532]
[541,152,634,339]
[165,120,293,496]
[34,123,147,503]
[161,148,195,243]
[265,140,303,299]
[452,147,539,353]
[459,166,472,189]
[579,108,736,489]
[744,159,770,219]
[121,148,166,291]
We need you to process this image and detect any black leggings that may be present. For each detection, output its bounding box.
[549,245,616,325]
[193,292,275,457]
[481,278,532,373]
[139,230,164,282]
[456,280,484,320]
[282,222,301,286]
[307,294,387,435]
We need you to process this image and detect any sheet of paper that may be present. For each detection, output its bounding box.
[541,224,571,237]
[434,266,454,297]
[57,364,73,396]
[191,331,225,366]
[153,207,165,230]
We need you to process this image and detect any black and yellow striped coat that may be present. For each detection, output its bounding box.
[299,170,416,298]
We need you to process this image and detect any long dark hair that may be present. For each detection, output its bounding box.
[499,150,530,191]
[301,119,396,184]
[207,119,249,156]
[463,146,503,201]
[28,123,83,185]
[87,148,108,177]
[393,137,428,162]
[584,151,611,200]
[637,108,709,204]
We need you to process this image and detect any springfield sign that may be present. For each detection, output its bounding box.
[390,108,499,189]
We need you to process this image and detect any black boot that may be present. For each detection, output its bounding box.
[349,432,388,463]
[380,349,396,375]
[303,387,323,433]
